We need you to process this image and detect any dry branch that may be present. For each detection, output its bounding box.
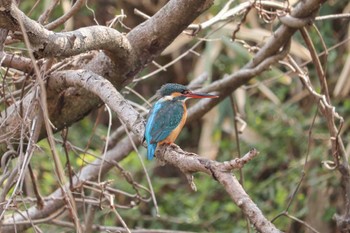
[0,0,334,232]
[0,2,131,58]
[0,0,214,152]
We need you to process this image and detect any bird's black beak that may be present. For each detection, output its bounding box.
[183,91,219,99]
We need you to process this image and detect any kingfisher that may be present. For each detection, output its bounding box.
[144,83,218,160]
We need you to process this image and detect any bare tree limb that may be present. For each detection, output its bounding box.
[1,70,280,232]
[2,136,281,233]
[48,69,145,138]
[0,0,332,232]
[0,0,215,153]
[0,3,131,58]
[1,134,138,233]
[185,0,323,123]
[0,51,34,73]
[44,0,85,30]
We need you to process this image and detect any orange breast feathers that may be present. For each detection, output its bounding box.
[158,103,187,145]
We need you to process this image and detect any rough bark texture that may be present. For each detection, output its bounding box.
[0,0,214,149]
[0,0,335,232]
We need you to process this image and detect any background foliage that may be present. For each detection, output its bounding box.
[1,0,350,232]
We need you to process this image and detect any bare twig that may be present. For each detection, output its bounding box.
[37,0,60,24]
[1,134,138,232]
[286,54,349,230]
[44,0,85,30]
[117,115,159,216]
[229,95,250,232]
[316,13,350,21]
[49,69,145,138]
[0,0,334,232]
[284,212,320,233]
[61,128,74,190]
[28,164,44,209]
[16,10,83,232]
[272,104,320,229]
[299,27,329,101]
[98,105,113,184]
[1,3,132,59]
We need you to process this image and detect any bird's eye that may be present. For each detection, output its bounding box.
[182,90,189,94]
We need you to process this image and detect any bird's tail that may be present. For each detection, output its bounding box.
[147,143,157,160]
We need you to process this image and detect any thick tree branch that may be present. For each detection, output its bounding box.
[125,0,214,74]
[0,3,131,58]
[0,1,330,231]
[0,51,34,73]
[48,69,145,137]
[157,146,280,233]
[186,0,323,123]
[1,69,280,232]
[1,135,138,233]
[2,135,280,233]
[0,0,214,152]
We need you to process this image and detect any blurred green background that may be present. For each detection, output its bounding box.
[2,0,350,232]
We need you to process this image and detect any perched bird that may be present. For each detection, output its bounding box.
[144,83,218,160]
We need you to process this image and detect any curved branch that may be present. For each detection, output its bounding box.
[49,70,145,137]
[1,68,280,232]
[0,0,215,152]
[35,26,131,58]
[185,0,322,122]
[1,135,138,233]
[157,145,280,233]
[2,135,280,233]
[187,39,291,123]
[0,51,34,73]
[0,3,131,58]
[246,0,321,68]
[125,0,214,74]
[44,0,85,30]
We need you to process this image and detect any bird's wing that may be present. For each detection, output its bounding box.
[145,100,184,144]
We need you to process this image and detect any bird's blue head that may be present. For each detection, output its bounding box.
[158,83,188,97]
[158,83,218,100]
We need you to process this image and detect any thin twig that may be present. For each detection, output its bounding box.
[37,0,60,24]
[284,212,320,233]
[272,103,320,224]
[16,9,83,233]
[28,164,44,209]
[44,0,85,30]
[98,105,113,184]
[316,13,350,21]
[299,27,329,102]
[61,127,74,190]
[116,115,159,217]
[229,94,250,232]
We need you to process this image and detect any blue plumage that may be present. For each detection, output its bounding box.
[144,98,184,160]
[146,143,157,160]
[145,101,162,160]
[144,83,218,160]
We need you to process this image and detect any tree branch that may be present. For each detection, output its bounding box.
[0,0,215,152]
[0,0,330,231]
[0,3,131,58]
[1,67,280,232]
[1,134,138,233]
[48,69,145,138]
